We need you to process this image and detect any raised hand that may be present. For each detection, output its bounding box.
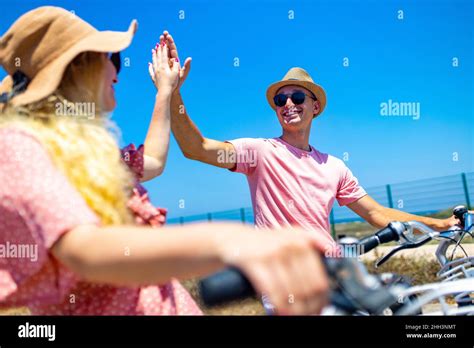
[148,42,180,92]
[159,31,192,90]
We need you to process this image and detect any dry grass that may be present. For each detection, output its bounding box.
[364,251,440,285]
[0,307,30,316]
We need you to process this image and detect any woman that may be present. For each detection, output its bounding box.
[0,6,329,315]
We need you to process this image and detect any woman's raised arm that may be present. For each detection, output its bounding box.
[141,43,179,181]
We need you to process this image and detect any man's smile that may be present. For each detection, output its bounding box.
[282,107,303,121]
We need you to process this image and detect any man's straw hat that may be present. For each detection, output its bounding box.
[266,67,326,117]
[0,6,137,106]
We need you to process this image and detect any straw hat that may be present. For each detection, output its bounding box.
[0,6,137,107]
[266,67,326,117]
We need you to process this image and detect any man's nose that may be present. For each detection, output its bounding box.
[285,97,295,107]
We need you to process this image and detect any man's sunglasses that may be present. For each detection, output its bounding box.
[108,52,121,74]
[273,91,316,107]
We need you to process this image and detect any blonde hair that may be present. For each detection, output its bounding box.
[0,52,134,225]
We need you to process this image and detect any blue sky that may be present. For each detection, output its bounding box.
[1,0,473,218]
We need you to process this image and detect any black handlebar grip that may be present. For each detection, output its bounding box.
[376,224,401,244]
[358,224,401,254]
[358,235,380,253]
[199,267,255,307]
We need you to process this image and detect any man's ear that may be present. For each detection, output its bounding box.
[313,100,321,117]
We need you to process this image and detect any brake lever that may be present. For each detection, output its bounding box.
[325,257,398,314]
[375,236,432,268]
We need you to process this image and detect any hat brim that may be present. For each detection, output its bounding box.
[266,79,327,117]
[10,20,138,107]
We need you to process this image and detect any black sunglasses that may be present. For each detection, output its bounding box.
[273,91,316,107]
[108,52,121,74]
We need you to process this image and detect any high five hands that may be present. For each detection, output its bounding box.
[148,41,180,92]
[159,30,192,91]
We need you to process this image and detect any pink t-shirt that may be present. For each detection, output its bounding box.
[0,128,201,315]
[227,137,367,243]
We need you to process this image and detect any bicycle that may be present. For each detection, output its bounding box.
[198,206,474,315]
[353,205,473,311]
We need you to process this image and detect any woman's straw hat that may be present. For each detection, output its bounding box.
[266,67,327,117]
[0,6,137,106]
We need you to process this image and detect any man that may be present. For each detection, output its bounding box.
[160,32,458,246]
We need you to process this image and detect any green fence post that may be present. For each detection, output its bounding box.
[240,208,246,224]
[330,210,336,239]
[461,173,471,210]
[386,184,394,208]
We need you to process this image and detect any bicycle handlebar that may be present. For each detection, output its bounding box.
[375,205,473,266]
[199,220,435,309]
[199,257,399,314]
[198,264,367,312]
[357,221,405,253]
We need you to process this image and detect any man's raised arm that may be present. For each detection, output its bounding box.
[170,91,235,169]
[160,30,235,168]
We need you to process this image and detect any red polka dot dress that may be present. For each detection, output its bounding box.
[0,128,202,315]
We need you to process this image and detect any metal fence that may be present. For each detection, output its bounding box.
[167,172,473,235]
